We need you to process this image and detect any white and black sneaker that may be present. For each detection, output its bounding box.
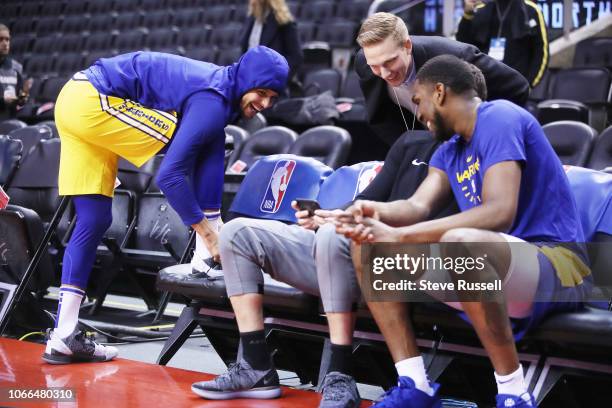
[42,328,118,364]
[191,357,281,400]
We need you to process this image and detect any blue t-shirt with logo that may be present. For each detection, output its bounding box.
[429,100,584,243]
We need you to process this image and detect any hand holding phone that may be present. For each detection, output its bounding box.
[294,198,321,216]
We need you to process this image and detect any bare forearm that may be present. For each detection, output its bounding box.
[377,199,430,227]
[396,202,513,243]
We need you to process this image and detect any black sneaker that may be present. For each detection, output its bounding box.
[42,328,118,364]
[191,357,281,400]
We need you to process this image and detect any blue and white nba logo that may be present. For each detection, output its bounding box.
[260,160,297,213]
[353,163,383,198]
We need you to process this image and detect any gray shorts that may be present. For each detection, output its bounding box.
[218,218,361,313]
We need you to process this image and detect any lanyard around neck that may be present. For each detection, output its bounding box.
[495,0,514,38]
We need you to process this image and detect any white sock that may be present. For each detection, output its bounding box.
[495,365,528,397]
[54,286,85,339]
[395,356,434,396]
[191,211,222,271]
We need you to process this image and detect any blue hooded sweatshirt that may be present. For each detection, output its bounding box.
[83,46,289,225]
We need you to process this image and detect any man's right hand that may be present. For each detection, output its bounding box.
[464,0,481,14]
[192,218,220,263]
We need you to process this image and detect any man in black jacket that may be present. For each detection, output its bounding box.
[0,24,28,121]
[355,12,529,147]
[456,0,548,88]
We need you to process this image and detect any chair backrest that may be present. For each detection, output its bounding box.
[117,158,154,194]
[234,126,298,171]
[0,135,23,186]
[131,193,191,253]
[289,126,352,169]
[587,126,612,171]
[229,154,333,223]
[318,161,384,209]
[236,112,267,135]
[303,68,342,97]
[8,125,54,158]
[300,0,335,22]
[573,37,612,70]
[103,190,136,247]
[340,71,364,100]
[542,121,598,166]
[6,139,61,223]
[225,125,250,169]
[315,20,357,47]
[549,68,611,104]
[0,119,27,135]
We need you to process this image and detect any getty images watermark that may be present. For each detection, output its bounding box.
[360,242,608,304]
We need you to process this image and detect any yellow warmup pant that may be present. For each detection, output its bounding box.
[55,72,178,197]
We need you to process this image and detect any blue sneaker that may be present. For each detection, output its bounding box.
[372,376,442,408]
[496,392,536,407]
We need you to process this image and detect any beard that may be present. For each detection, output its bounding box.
[432,110,455,142]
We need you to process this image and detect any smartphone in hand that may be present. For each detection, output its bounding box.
[295,198,321,216]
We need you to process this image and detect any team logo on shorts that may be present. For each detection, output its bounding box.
[260,160,297,213]
[354,163,384,198]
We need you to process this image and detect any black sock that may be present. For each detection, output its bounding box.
[328,343,353,376]
[240,330,272,370]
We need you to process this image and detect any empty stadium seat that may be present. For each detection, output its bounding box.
[202,5,234,25]
[289,126,352,169]
[315,20,357,47]
[232,126,298,171]
[36,17,63,36]
[88,0,115,15]
[177,27,211,49]
[63,1,88,15]
[216,47,243,66]
[184,47,218,63]
[173,8,203,28]
[297,21,317,43]
[0,119,27,135]
[300,42,332,76]
[208,24,242,48]
[84,51,118,68]
[336,0,371,22]
[587,126,612,170]
[145,28,178,51]
[542,121,598,166]
[39,1,64,16]
[61,15,90,34]
[303,68,342,97]
[300,1,336,22]
[0,135,23,186]
[525,69,554,116]
[141,10,174,28]
[117,158,155,194]
[18,2,40,18]
[25,54,55,78]
[88,14,115,33]
[339,71,365,101]
[9,35,33,55]
[83,32,115,52]
[573,37,612,70]
[225,125,250,169]
[115,12,143,31]
[539,68,611,131]
[8,125,54,159]
[31,36,59,54]
[10,19,36,35]
[141,0,168,11]
[115,29,148,53]
[39,77,69,103]
[236,112,267,135]
[56,33,84,53]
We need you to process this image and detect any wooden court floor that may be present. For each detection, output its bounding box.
[0,337,372,407]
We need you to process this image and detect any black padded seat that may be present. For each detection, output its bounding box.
[289,125,352,169]
[156,264,320,318]
[542,121,597,166]
[587,126,612,170]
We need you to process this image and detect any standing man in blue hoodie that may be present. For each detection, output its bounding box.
[43,46,289,365]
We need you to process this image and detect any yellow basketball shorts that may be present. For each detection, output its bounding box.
[55,72,178,197]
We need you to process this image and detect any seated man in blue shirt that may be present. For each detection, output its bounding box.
[335,55,592,408]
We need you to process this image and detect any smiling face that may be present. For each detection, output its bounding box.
[240,88,279,118]
[412,79,455,142]
[362,36,412,87]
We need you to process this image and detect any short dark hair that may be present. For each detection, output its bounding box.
[416,55,479,97]
[468,63,487,100]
